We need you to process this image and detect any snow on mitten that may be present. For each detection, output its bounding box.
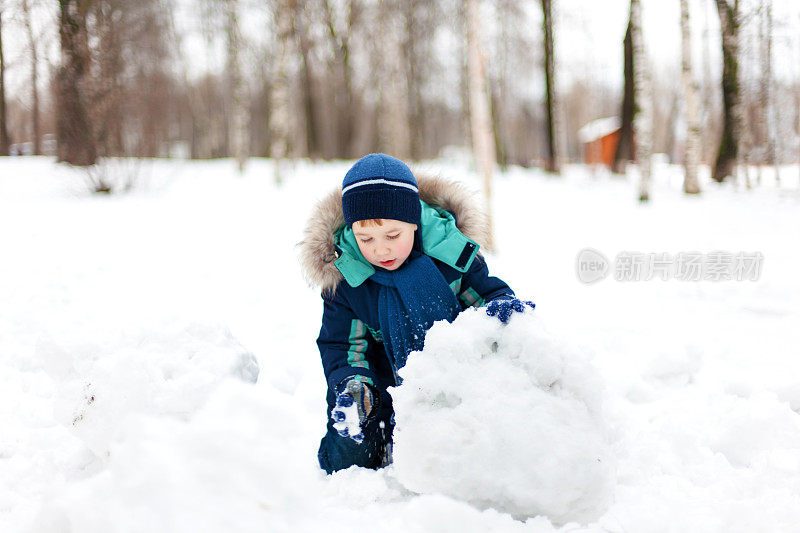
[485,298,536,324]
[331,379,375,443]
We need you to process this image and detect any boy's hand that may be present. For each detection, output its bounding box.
[485,298,535,324]
[331,379,375,443]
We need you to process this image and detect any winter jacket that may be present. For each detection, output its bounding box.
[299,176,514,393]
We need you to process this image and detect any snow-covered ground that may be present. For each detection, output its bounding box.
[1,156,799,532]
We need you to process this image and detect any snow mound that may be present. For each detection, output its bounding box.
[391,308,614,525]
[43,322,259,458]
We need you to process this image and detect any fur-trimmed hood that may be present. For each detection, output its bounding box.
[298,175,490,293]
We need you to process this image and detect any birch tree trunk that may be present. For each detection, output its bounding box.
[712,0,740,182]
[225,0,248,173]
[680,0,701,194]
[542,0,559,174]
[0,5,10,156]
[701,0,715,166]
[631,0,652,202]
[737,6,751,189]
[270,0,293,184]
[466,0,495,249]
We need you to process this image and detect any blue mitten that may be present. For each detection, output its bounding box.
[485,298,535,324]
[331,379,375,443]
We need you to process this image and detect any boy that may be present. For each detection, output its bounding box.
[299,153,533,474]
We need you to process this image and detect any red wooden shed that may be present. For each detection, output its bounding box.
[578,117,621,168]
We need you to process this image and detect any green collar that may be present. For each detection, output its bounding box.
[334,200,480,287]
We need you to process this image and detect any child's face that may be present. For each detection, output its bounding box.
[353,219,417,270]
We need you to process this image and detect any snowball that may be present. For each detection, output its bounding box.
[391,308,614,524]
[331,401,364,443]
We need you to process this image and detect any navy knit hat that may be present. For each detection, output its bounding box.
[341,153,421,227]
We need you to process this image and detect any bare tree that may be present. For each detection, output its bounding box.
[466,0,495,248]
[487,0,542,168]
[321,0,360,157]
[491,0,511,168]
[631,0,652,202]
[681,0,701,194]
[797,21,800,185]
[0,3,10,156]
[92,0,175,159]
[758,0,778,185]
[225,0,248,172]
[797,85,800,185]
[270,0,292,184]
[164,0,204,159]
[20,0,41,155]
[613,9,634,174]
[400,0,437,161]
[375,0,410,159]
[292,0,319,160]
[92,0,123,157]
[57,0,96,166]
[713,0,740,182]
[541,0,559,173]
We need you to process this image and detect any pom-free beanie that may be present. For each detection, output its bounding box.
[341,153,421,227]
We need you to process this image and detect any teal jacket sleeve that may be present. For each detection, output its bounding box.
[456,254,515,309]
[316,289,378,392]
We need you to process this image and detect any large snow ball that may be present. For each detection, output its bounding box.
[391,309,614,524]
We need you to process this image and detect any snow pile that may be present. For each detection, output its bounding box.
[391,308,614,524]
[43,322,259,458]
[32,381,319,533]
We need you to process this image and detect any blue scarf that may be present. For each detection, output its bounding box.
[370,251,462,372]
